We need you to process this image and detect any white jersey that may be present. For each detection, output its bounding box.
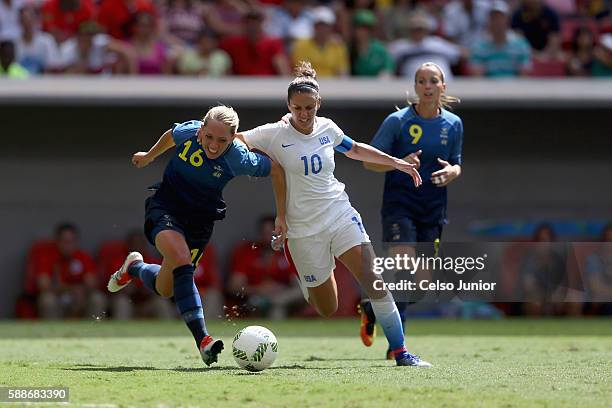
[243,117,354,238]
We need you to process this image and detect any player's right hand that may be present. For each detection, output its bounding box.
[403,150,422,169]
[132,152,153,168]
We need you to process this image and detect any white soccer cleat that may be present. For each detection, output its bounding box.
[200,335,224,366]
[396,353,432,368]
[107,252,143,292]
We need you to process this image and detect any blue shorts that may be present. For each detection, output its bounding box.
[144,195,214,267]
[382,216,444,307]
[382,216,442,256]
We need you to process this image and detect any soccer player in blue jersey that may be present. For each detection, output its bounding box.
[359,62,463,359]
[107,106,287,366]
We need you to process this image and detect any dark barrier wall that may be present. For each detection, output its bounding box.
[1,104,611,317]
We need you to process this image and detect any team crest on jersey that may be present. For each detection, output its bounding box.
[319,136,331,145]
[440,127,449,145]
[212,165,223,178]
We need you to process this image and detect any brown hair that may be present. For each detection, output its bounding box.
[287,61,320,101]
[408,62,460,110]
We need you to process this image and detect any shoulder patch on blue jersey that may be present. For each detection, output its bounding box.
[172,120,202,146]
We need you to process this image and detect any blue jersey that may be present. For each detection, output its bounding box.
[370,105,463,225]
[154,120,272,220]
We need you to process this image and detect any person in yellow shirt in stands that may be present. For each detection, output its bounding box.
[291,6,349,77]
[0,40,29,78]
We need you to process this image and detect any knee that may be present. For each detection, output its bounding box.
[314,301,338,318]
[157,286,174,298]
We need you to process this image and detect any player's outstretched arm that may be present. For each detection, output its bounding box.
[345,142,422,187]
[269,160,288,240]
[364,150,422,173]
[132,129,176,168]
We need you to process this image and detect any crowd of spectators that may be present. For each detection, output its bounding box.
[16,217,323,320]
[1,0,611,78]
[15,219,612,320]
[495,222,612,317]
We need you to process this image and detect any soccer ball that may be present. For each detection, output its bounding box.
[232,326,278,372]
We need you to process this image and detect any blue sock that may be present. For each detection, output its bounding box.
[371,294,408,360]
[172,264,208,347]
[128,261,161,295]
[396,301,408,333]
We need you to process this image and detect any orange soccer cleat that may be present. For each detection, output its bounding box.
[358,301,377,347]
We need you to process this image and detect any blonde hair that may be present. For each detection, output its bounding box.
[202,105,239,135]
[406,62,461,111]
[287,61,320,101]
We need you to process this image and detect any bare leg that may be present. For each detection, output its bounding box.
[306,274,339,317]
[338,244,386,301]
[154,230,192,297]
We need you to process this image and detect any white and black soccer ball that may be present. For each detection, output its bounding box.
[232,326,278,372]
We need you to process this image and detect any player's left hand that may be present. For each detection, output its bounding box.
[431,158,459,187]
[274,215,288,242]
[394,160,422,187]
[271,216,287,251]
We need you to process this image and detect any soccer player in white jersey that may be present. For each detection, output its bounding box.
[237,61,431,367]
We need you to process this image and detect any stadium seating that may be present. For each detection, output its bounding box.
[15,240,56,318]
[528,58,567,77]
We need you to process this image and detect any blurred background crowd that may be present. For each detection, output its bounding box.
[1,0,611,78]
[15,219,612,320]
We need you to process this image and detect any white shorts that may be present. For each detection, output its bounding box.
[286,208,370,289]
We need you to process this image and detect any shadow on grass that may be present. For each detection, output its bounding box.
[63,363,380,373]
[65,366,164,372]
[233,364,382,374]
[65,365,238,372]
[64,365,329,373]
[305,356,380,362]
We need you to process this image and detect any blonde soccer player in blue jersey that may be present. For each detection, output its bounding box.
[107,106,287,366]
[359,62,464,359]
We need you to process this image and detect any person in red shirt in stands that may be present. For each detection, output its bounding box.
[227,215,304,319]
[220,8,290,76]
[41,0,97,44]
[97,0,156,40]
[34,223,106,319]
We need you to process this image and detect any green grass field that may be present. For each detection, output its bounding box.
[1,319,611,407]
